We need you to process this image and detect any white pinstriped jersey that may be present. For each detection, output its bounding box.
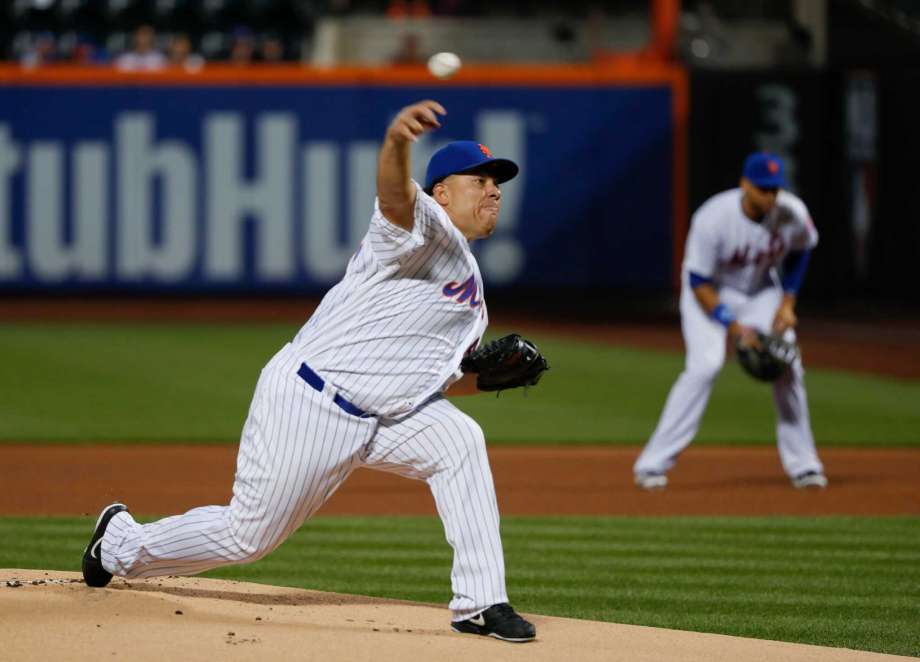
[683,189,818,294]
[292,181,488,418]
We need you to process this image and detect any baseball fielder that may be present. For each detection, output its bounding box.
[81,100,537,643]
[634,152,827,490]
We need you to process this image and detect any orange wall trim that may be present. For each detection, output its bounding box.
[0,62,683,87]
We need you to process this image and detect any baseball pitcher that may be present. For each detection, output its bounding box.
[634,152,826,490]
[81,100,547,643]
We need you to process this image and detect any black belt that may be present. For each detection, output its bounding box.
[297,362,369,418]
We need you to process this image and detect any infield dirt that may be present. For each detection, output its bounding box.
[1,445,917,517]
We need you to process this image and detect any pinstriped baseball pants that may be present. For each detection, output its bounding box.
[101,347,507,619]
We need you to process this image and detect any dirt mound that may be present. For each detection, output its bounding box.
[0,570,910,661]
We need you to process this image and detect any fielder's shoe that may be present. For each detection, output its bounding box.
[452,603,536,643]
[791,471,828,489]
[82,503,127,587]
[634,472,668,490]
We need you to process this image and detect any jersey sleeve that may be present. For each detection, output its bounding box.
[778,193,819,251]
[368,181,449,265]
[682,207,721,279]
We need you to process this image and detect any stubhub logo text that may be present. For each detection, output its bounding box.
[0,110,525,289]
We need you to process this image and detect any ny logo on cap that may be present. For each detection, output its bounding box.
[478,144,492,157]
[767,160,779,174]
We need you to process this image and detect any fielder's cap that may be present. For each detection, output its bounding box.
[742,152,786,189]
[424,141,519,192]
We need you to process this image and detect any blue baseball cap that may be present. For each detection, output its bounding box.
[742,152,786,188]
[424,141,519,192]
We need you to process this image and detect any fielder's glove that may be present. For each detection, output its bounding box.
[461,333,549,393]
[736,332,798,382]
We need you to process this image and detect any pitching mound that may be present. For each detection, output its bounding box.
[1,570,909,662]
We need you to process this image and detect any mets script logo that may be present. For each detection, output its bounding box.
[724,234,787,268]
[443,275,481,308]
[478,144,492,157]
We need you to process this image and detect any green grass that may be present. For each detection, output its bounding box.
[2,515,918,656]
[1,323,919,444]
[0,323,291,443]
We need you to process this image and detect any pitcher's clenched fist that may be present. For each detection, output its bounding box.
[385,100,446,144]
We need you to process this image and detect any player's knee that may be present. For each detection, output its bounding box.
[224,516,278,563]
[684,344,725,380]
[228,532,267,563]
[435,416,487,468]
[456,419,488,465]
[456,414,486,451]
[685,359,723,383]
[466,421,488,453]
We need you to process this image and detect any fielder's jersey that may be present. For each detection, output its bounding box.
[291,181,488,418]
[683,188,818,294]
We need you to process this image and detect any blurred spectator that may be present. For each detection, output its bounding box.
[18,32,57,69]
[259,33,286,63]
[390,32,425,64]
[167,33,205,71]
[229,26,256,66]
[65,33,109,65]
[387,0,432,19]
[116,25,167,72]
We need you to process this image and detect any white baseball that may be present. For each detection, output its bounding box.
[427,52,461,79]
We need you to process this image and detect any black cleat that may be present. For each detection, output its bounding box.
[451,603,536,643]
[81,503,127,587]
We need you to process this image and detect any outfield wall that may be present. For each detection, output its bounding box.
[0,65,686,295]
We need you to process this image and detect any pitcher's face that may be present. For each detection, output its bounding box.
[433,172,502,240]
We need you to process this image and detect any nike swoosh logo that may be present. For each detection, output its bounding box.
[470,614,486,627]
[90,539,102,560]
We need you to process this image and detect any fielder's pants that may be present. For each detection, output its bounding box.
[634,284,824,479]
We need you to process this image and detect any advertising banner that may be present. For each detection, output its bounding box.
[0,84,675,292]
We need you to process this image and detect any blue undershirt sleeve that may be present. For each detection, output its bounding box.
[781,250,811,293]
[688,271,713,289]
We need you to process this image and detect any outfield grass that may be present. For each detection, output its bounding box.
[1,515,918,657]
[2,323,919,445]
